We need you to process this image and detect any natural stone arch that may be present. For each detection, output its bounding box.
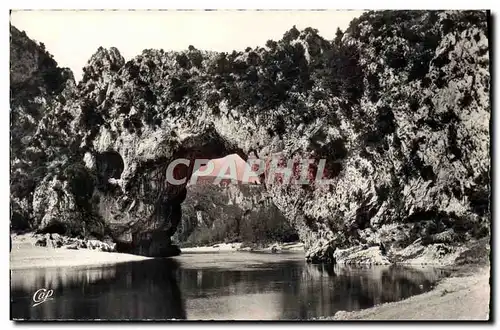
[107,129,251,257]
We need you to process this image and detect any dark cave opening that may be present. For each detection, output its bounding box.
[96,151,125,181]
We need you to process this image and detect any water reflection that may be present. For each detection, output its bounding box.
[10,253,448,320]
[281,263,445,319]
[175,256,447,320]
[11,259,186,320]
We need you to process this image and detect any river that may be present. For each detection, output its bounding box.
[10,251,448,320]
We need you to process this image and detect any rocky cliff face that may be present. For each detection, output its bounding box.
[10,26,77,232]
[10,10,490,262]
[172,183,297,247]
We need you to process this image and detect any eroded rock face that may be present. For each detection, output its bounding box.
[10,10,490,261]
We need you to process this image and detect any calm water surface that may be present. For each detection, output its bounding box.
[10,252,449,320]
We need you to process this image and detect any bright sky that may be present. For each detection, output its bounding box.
[10,10,364,82]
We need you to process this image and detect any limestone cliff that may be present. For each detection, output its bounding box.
[10,10,490,262]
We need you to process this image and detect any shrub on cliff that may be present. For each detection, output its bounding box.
[317,43,364,106]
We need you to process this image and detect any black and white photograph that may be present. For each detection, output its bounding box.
[8,8,492,321]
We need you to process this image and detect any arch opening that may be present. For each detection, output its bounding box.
[96,151,125,183]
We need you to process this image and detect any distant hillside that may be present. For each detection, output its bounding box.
[173,183,297,247]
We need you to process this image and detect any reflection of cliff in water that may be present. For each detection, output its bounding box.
[10,259,186,320]
[283,263,449,319]
[173,258,448,320]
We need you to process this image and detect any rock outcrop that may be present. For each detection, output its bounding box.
[32,233,117,252]
[10,10,490,262]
